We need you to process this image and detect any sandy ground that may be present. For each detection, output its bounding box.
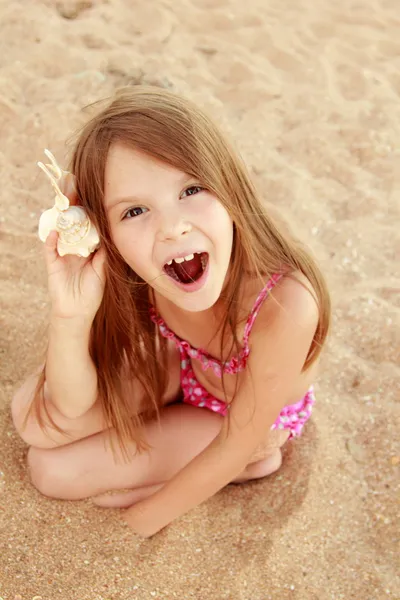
[0,0,399,599]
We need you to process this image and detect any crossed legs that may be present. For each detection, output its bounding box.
[27,403,288,508]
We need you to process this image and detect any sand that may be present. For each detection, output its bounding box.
[0,0,399,598]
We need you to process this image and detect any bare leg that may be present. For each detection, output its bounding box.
[232,448,283,483]
[27,404,289,505]
[93,484,165,508]
[92,450,283,508]
[12,341,181,449]
[27,404,223,500]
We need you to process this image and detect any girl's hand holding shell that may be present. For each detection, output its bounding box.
[38,149,100,258]
[38,150,106,323]
[44,230,106,323]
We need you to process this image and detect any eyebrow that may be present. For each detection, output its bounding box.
[106,195,143,212]
[106,174,197,213]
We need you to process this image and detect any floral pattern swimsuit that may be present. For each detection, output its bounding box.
[149,273,315,439]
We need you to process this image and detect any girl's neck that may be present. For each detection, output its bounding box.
[148,271,261,329]
[151,288,222,326]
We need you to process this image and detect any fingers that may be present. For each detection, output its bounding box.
[43,230,105,282]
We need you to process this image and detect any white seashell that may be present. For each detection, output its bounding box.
[38,205,60,244]
[37,149,70,211]
[56,206,100,257]
[37,149,100,257]
[56,206,90,242]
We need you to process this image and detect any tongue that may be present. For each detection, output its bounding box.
[172,254,203,283]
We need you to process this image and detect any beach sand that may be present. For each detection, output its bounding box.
[0,0,399,598]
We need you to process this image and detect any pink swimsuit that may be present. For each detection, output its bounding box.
[150,273,315,439]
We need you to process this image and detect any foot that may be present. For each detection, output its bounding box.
[232,449,282,483]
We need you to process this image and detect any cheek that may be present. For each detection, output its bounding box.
[110,228,151,273]
[197,197,233,236]
[213,205,234,246]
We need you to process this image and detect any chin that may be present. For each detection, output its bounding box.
[166,282,223,313]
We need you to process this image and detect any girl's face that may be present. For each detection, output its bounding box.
[104,143,234,312]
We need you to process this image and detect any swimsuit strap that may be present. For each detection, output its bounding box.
[242,272,283,347]
[149,306,181,346]
[149,272,283,375]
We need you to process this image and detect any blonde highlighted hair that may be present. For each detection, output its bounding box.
[29,86,330,456]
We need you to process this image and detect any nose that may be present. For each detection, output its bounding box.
[155,207,192,242]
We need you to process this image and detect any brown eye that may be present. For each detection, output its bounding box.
[181,186,204,198]
[123,206,148,219]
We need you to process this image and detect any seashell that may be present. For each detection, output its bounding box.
[56,206,90,242]
[37,149,70,211]
[37,149,100,257]
[56,206,100,257]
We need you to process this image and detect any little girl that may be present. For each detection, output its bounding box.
[12,86,330,537]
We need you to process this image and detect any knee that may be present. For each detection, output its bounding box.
[27,446,71,499]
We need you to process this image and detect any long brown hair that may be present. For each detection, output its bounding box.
[29,86,330,457]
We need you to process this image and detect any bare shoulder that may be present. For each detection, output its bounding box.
[251,270,319,338]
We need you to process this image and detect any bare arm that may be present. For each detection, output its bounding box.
[124,278,319,537]
[45,315,98,419]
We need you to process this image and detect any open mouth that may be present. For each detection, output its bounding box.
[163,252,209,285]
